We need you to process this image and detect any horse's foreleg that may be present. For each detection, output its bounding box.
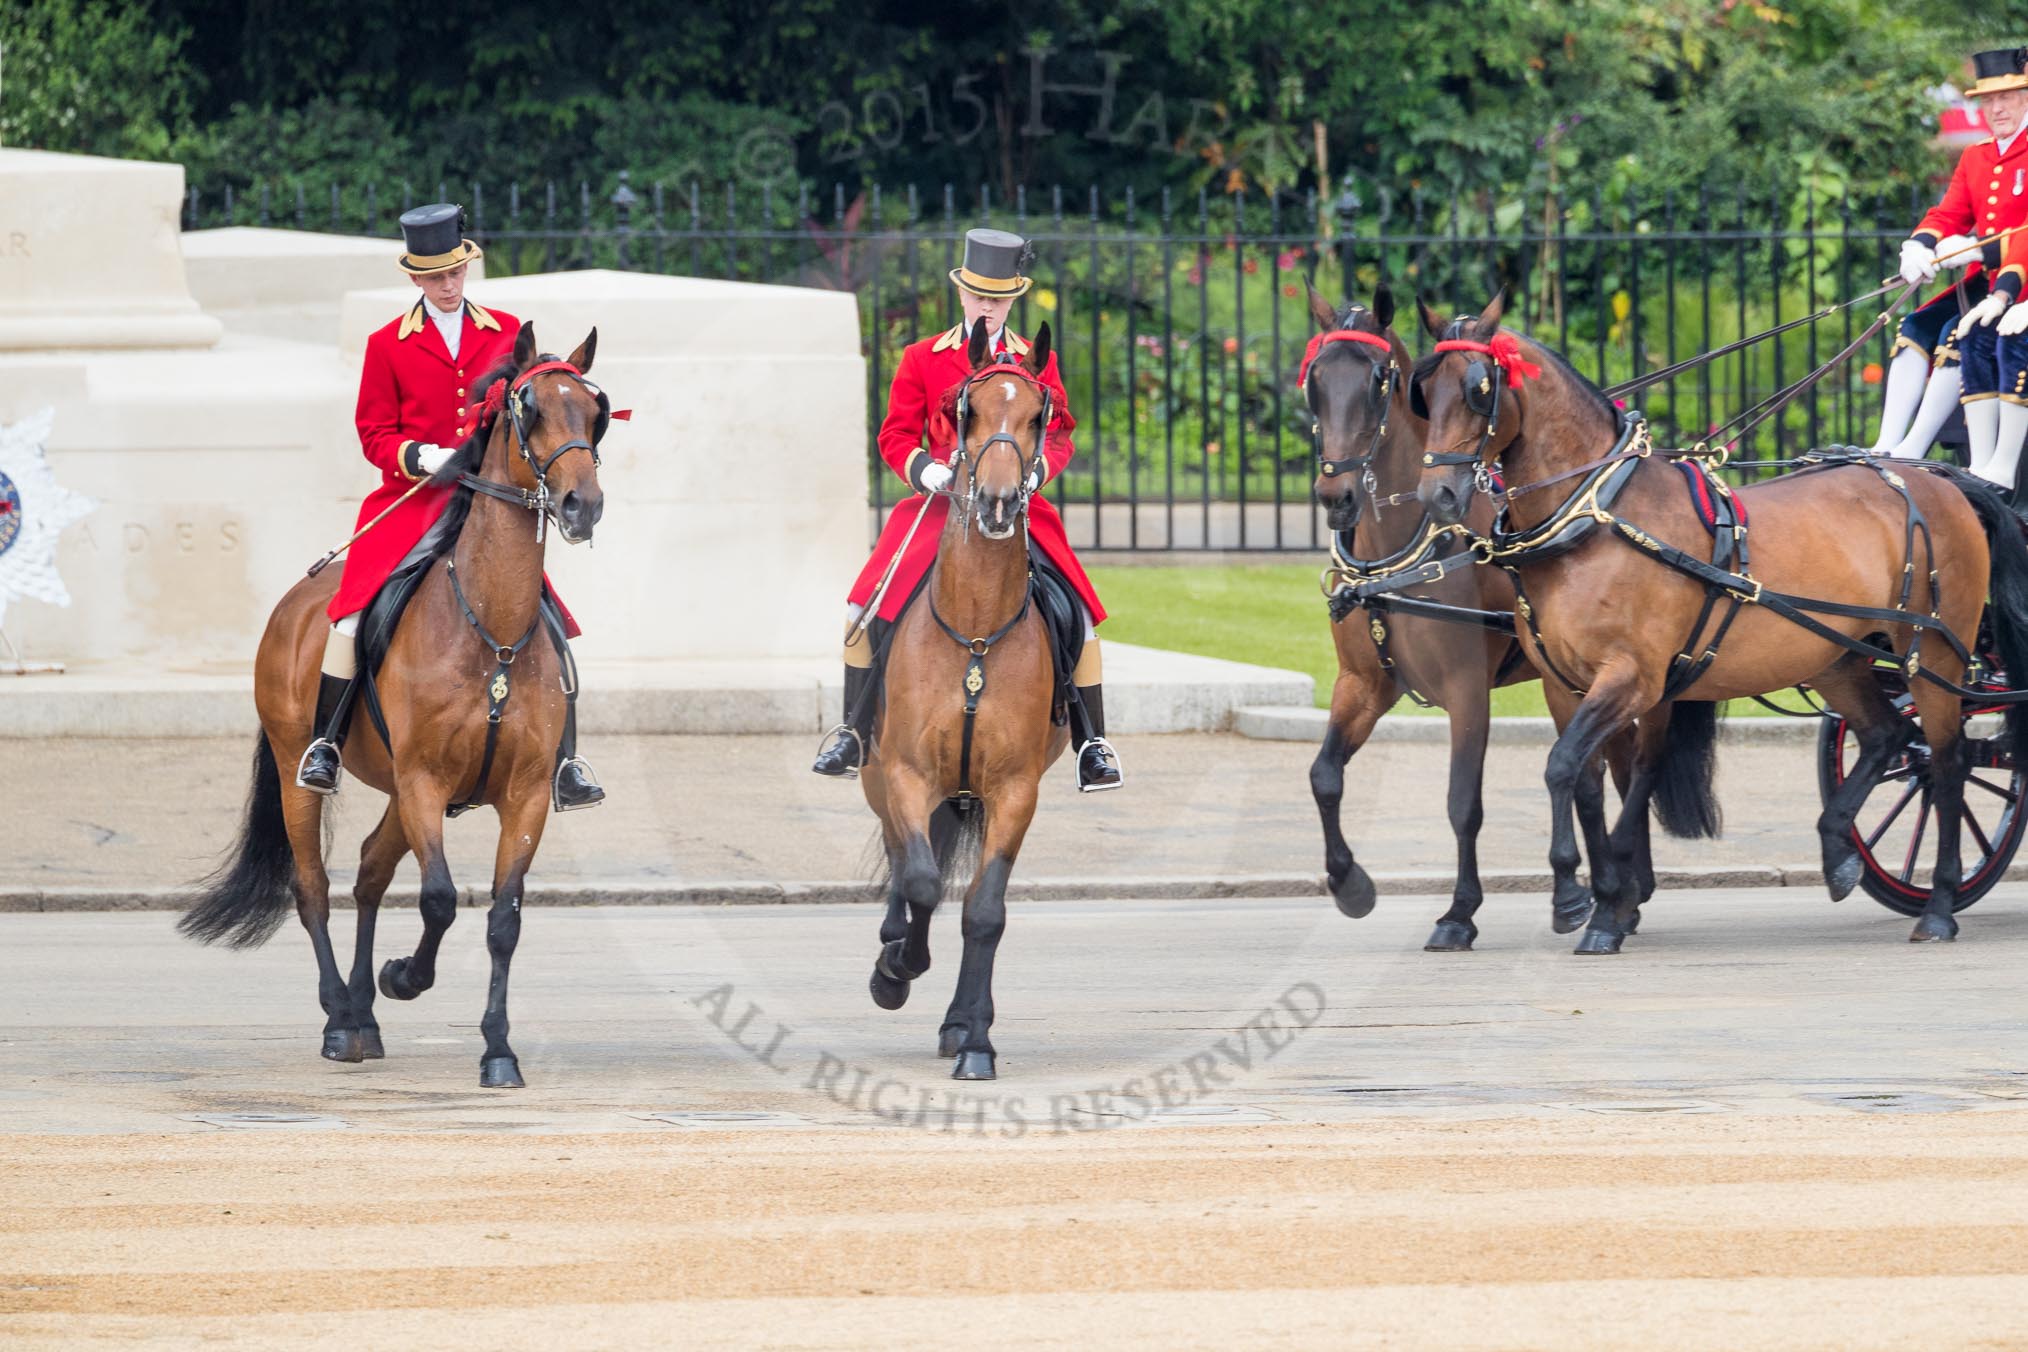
[943,783,1038,1081]
[476,787,549,1088]
[1313,665,1393,919]
[1544,665,1648,940]
[277,780,362,1063]
[1426,692,1492,952]
[379,786,457,1003]
[869,770,941,1011]
[1576,714,1669,956]
[345,802,409,1060]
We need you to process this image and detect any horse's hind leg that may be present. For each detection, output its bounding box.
[944,782,1038,1081]
[1425,691,1491,951]
[1312,666,1393,919]
[1603,724,1657,914]
[276,779,364,1063]
[474,787,550,1088]
[345,802,409,1059]
[1810,658,1913,903]
[1909,677,1972,943]
[378,786,458,1003]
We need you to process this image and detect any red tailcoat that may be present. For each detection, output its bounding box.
[848,324,1106,625]
[1914,135,2028,302]
[331,298,577,635]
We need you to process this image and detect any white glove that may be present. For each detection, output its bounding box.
[1935,234,1980,271]
[1964,291,2010,329]
[1900,238,1939,286]
[919,461,954,494]
[415,442,455,475]
[2000,299,2028,337]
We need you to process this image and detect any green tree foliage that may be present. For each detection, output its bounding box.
[0,0,198,160]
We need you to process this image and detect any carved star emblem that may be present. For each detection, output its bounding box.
[0,408,98,629]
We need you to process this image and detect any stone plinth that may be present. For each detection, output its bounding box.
[0,150,222,350]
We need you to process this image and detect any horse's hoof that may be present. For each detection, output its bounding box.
[1331,863,1378,919]
[1551,890,1594,935]
[1622,908,1643,935]
[321,1028,364,1063]
[1909,914,1959,943]
[377,958,424,1002]
[356,1026,385,1060]
[479,1055,525,1089]
[951,1050,996,1081]
[1572,927,1625,956]
[1424,919,1477,952]
[869,965,910,1011]
[1827,849,1863,902]
[938,1026,964,1058]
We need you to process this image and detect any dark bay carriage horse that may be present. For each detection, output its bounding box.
[1304,286,1667,947]
[1415,294,2028,951]
[859,321,1074,1081]
[179,325,610,1087]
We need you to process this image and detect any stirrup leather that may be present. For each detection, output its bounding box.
[296,738,342,794]
[1075,736,1124,793]
[552,756,604,812]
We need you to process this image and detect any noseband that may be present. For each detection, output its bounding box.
[1299,327,1399,504]
[951,361,1050,538]
[465,359,623,541]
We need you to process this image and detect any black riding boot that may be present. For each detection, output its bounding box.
[812,665,873,778]
[1070,684,1123,792]
[552,703,605,812]
[295,673,356,795]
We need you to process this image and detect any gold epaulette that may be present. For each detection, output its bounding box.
[1006,331,1031,356]
[466,300,502,332]
[930,322,966,353]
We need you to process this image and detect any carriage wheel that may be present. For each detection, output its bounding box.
[1814,670,2027,916]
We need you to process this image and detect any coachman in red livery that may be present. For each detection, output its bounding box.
[812,228,1124,791]
[296,204,604,810]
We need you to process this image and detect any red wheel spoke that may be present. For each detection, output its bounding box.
[1864,780,1923,850]
[1899,788,1933,885]
[1968,775,2020,805]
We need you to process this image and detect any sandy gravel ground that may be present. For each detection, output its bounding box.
[6,1119,2028,1350]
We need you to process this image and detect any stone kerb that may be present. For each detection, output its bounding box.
[338,271,868,664]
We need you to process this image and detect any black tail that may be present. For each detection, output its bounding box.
[1651,700,1723,839]
[1953,473,2028,765]
[869,798,988,895]
[177,734,298,948]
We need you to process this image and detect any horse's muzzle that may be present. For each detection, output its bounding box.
[1316,480,1362,532]
[556,489,604,544]
[976,490,1020,540]
[1422,472,1469,525]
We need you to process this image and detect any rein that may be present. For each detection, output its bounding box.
[951,361,1049,539]
[461,359,623,542]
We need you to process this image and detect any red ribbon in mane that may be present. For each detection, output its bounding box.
[1297,328,1392,388]
[1432,332,1542,388]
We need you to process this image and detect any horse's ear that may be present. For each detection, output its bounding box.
[513,322,537,368]
[1306,283,1337,332]
[567,327,598,374]
[1372,283,1395,332]
[966,318,993,370]
[1474,289,1507,337]
[1025,321,1053,375]
[1417,298,1445,341]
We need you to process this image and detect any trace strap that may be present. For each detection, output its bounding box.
[927,576,1034,797]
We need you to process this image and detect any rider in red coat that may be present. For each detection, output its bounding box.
[297,203,603,811]
[813,228,1123,791]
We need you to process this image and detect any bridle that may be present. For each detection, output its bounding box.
[463,358,624,543]
[1415,323,1541,499]
[949,358,1050,540]
[1299,326,1400,508]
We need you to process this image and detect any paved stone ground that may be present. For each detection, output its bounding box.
[3,733,1831,902]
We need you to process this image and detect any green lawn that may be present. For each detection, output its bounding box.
[1087,562,1808,717]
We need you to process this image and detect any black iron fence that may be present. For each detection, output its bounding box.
[186,176,1937,551]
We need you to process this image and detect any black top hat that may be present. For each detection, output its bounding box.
[398,203,484,275]
[950,228,1035,298]
[1969,47,2028,98]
